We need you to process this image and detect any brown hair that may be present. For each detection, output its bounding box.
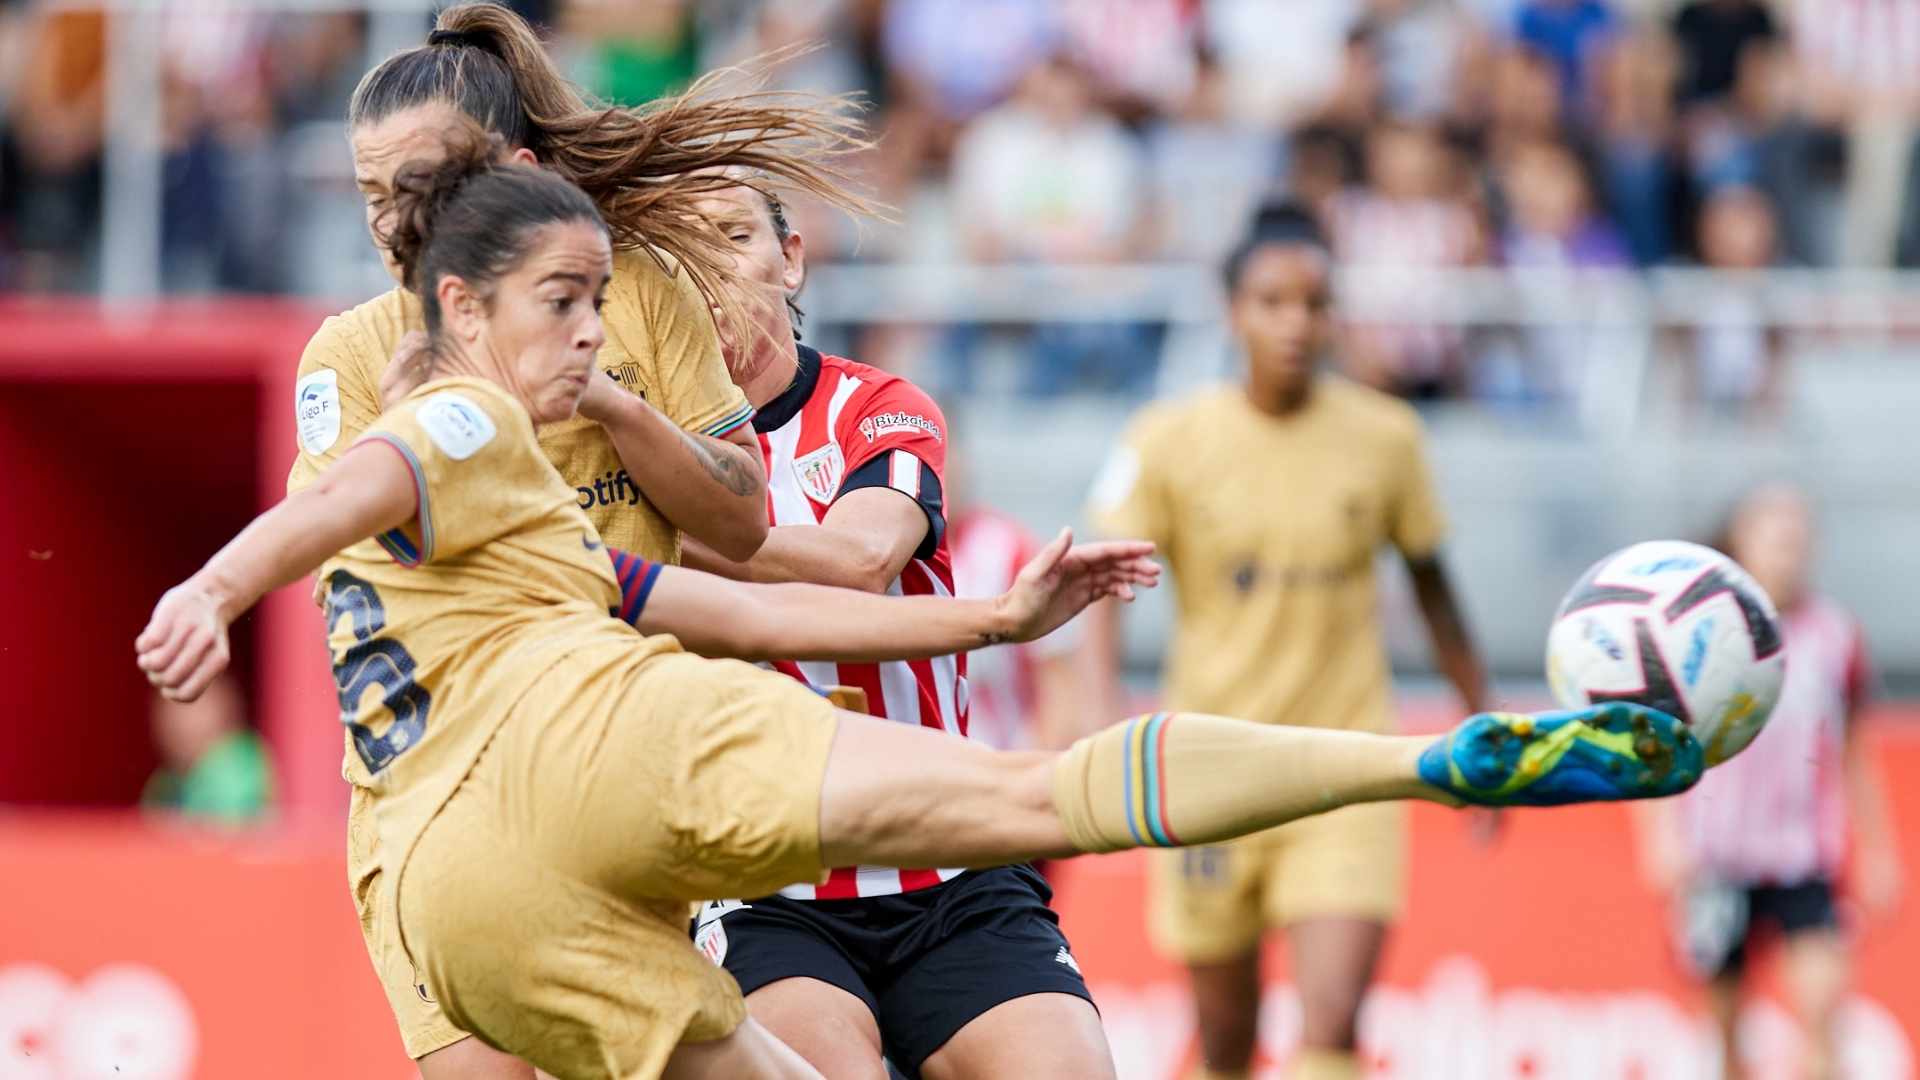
[349,3,868,367]
[381,122,607,342]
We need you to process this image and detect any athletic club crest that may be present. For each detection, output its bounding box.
[792,442,845,504]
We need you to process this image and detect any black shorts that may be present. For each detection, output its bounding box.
[1725,880,1841,972]
[1680,878,1840,977]
[694,864,1092,1072]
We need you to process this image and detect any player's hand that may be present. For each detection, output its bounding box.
[997,528,1158,643]
[135,577,234,702]
[573,368,629,424]
[379,330,434,409]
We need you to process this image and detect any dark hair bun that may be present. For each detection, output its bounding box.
[374,122,608,339]
[1223,200,1331,291]
[379,121,502,290]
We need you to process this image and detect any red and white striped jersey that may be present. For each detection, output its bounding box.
[1677,594,1873,885]
[755,346,969,899]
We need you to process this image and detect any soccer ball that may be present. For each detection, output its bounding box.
[1545,540,1786,766]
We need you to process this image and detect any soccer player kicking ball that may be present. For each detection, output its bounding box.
[139,148,1701,1080]
[1085,204,1487,1080]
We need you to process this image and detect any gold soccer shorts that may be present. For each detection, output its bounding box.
[348,785,471,1058]
[396,650,841,1080]
[1148,802,1406,963]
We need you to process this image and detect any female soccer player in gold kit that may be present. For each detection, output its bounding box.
[143,147,1700,1080]
[292,8,875,1076]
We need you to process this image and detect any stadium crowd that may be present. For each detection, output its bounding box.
[0,0,1915,403]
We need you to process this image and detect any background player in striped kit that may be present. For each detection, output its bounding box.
[1086,204,1490,1080]
[1635,484,1903,1080]
[681,182,1118,1080]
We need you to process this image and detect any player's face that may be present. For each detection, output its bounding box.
[352,103,537,283]
[454,221,612,425]
[1729,489,1813,610]
[1229,244,1333,393]
[700,185,805,369]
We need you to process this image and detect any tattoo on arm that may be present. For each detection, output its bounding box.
[681,431,762,498]
[976,631,1013,647]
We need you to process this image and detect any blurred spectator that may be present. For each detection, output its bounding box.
[1683,185,1782,414]
[1203,0,1364,130]
[1484,138,1631,404]
[1057,0,1198,119]
[1597,24,1676,263]
[1364,0,1486,123]
[951,55,1142,264]
[1792,0,1920,268]
[1636,484,1901,1080]
[142,676,274,823]
[1499,140,1632,269]
[1482,45,1566,157]
[712,0,877,101]
[6,7,106,291]
[1327,122,1483,396]
[1143,54,1283,263]
[1671,0,1776,106]
[1513,0,1621,128]
[883,0,1058,122]
[950,55,1154,395]
[1286,124,1362,209]
[565,0,697,106]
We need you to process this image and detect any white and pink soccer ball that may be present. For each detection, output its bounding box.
[1545,540,1787,767]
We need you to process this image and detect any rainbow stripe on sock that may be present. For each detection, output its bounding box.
[1121,712,1180,847]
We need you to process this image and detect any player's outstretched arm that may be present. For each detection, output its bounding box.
[137,442,417,702]
[634,529,1159,664]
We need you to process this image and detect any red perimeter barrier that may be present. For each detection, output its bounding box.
[2,304,1914,1080]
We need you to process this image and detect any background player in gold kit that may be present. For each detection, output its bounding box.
[1087,205,1490,1080]
[285,8,874,1078]
[140,146,1699,1080]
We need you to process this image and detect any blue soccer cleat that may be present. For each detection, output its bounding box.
[1417,703,1704,807]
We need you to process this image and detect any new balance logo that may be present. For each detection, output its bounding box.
[1054,947,1081,974]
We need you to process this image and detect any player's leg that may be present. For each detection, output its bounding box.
[868,865,1111,1080]
[1706,967,1745,1080]
[918,994,1114,1080]
[662,1017,829,1080]
[416,1037,540,1080]
[819,704,1700,872]
[1285,919,1385,1080]
[695,890,890,1080]
[1186,954,1261,1080]
[1775,883,1848,1080]
[745,980,888,1080]
[1270,804,1404,1080]
[1147,840,1268,1080]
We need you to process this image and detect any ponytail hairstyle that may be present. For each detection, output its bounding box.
[380,121,608,342]
[349,3,870,369]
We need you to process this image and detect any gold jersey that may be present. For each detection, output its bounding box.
[1087,377,1445,733]
[320,377,681,894]
[287,247,754,559]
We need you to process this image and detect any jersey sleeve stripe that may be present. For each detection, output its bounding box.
[700,402,757,439]
[607,549,664,625]
[888,449,921,498]
[362,433,433,567]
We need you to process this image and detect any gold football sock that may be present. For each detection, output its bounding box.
[1053,712,1447,853]
[1291,1048,1360,1080]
